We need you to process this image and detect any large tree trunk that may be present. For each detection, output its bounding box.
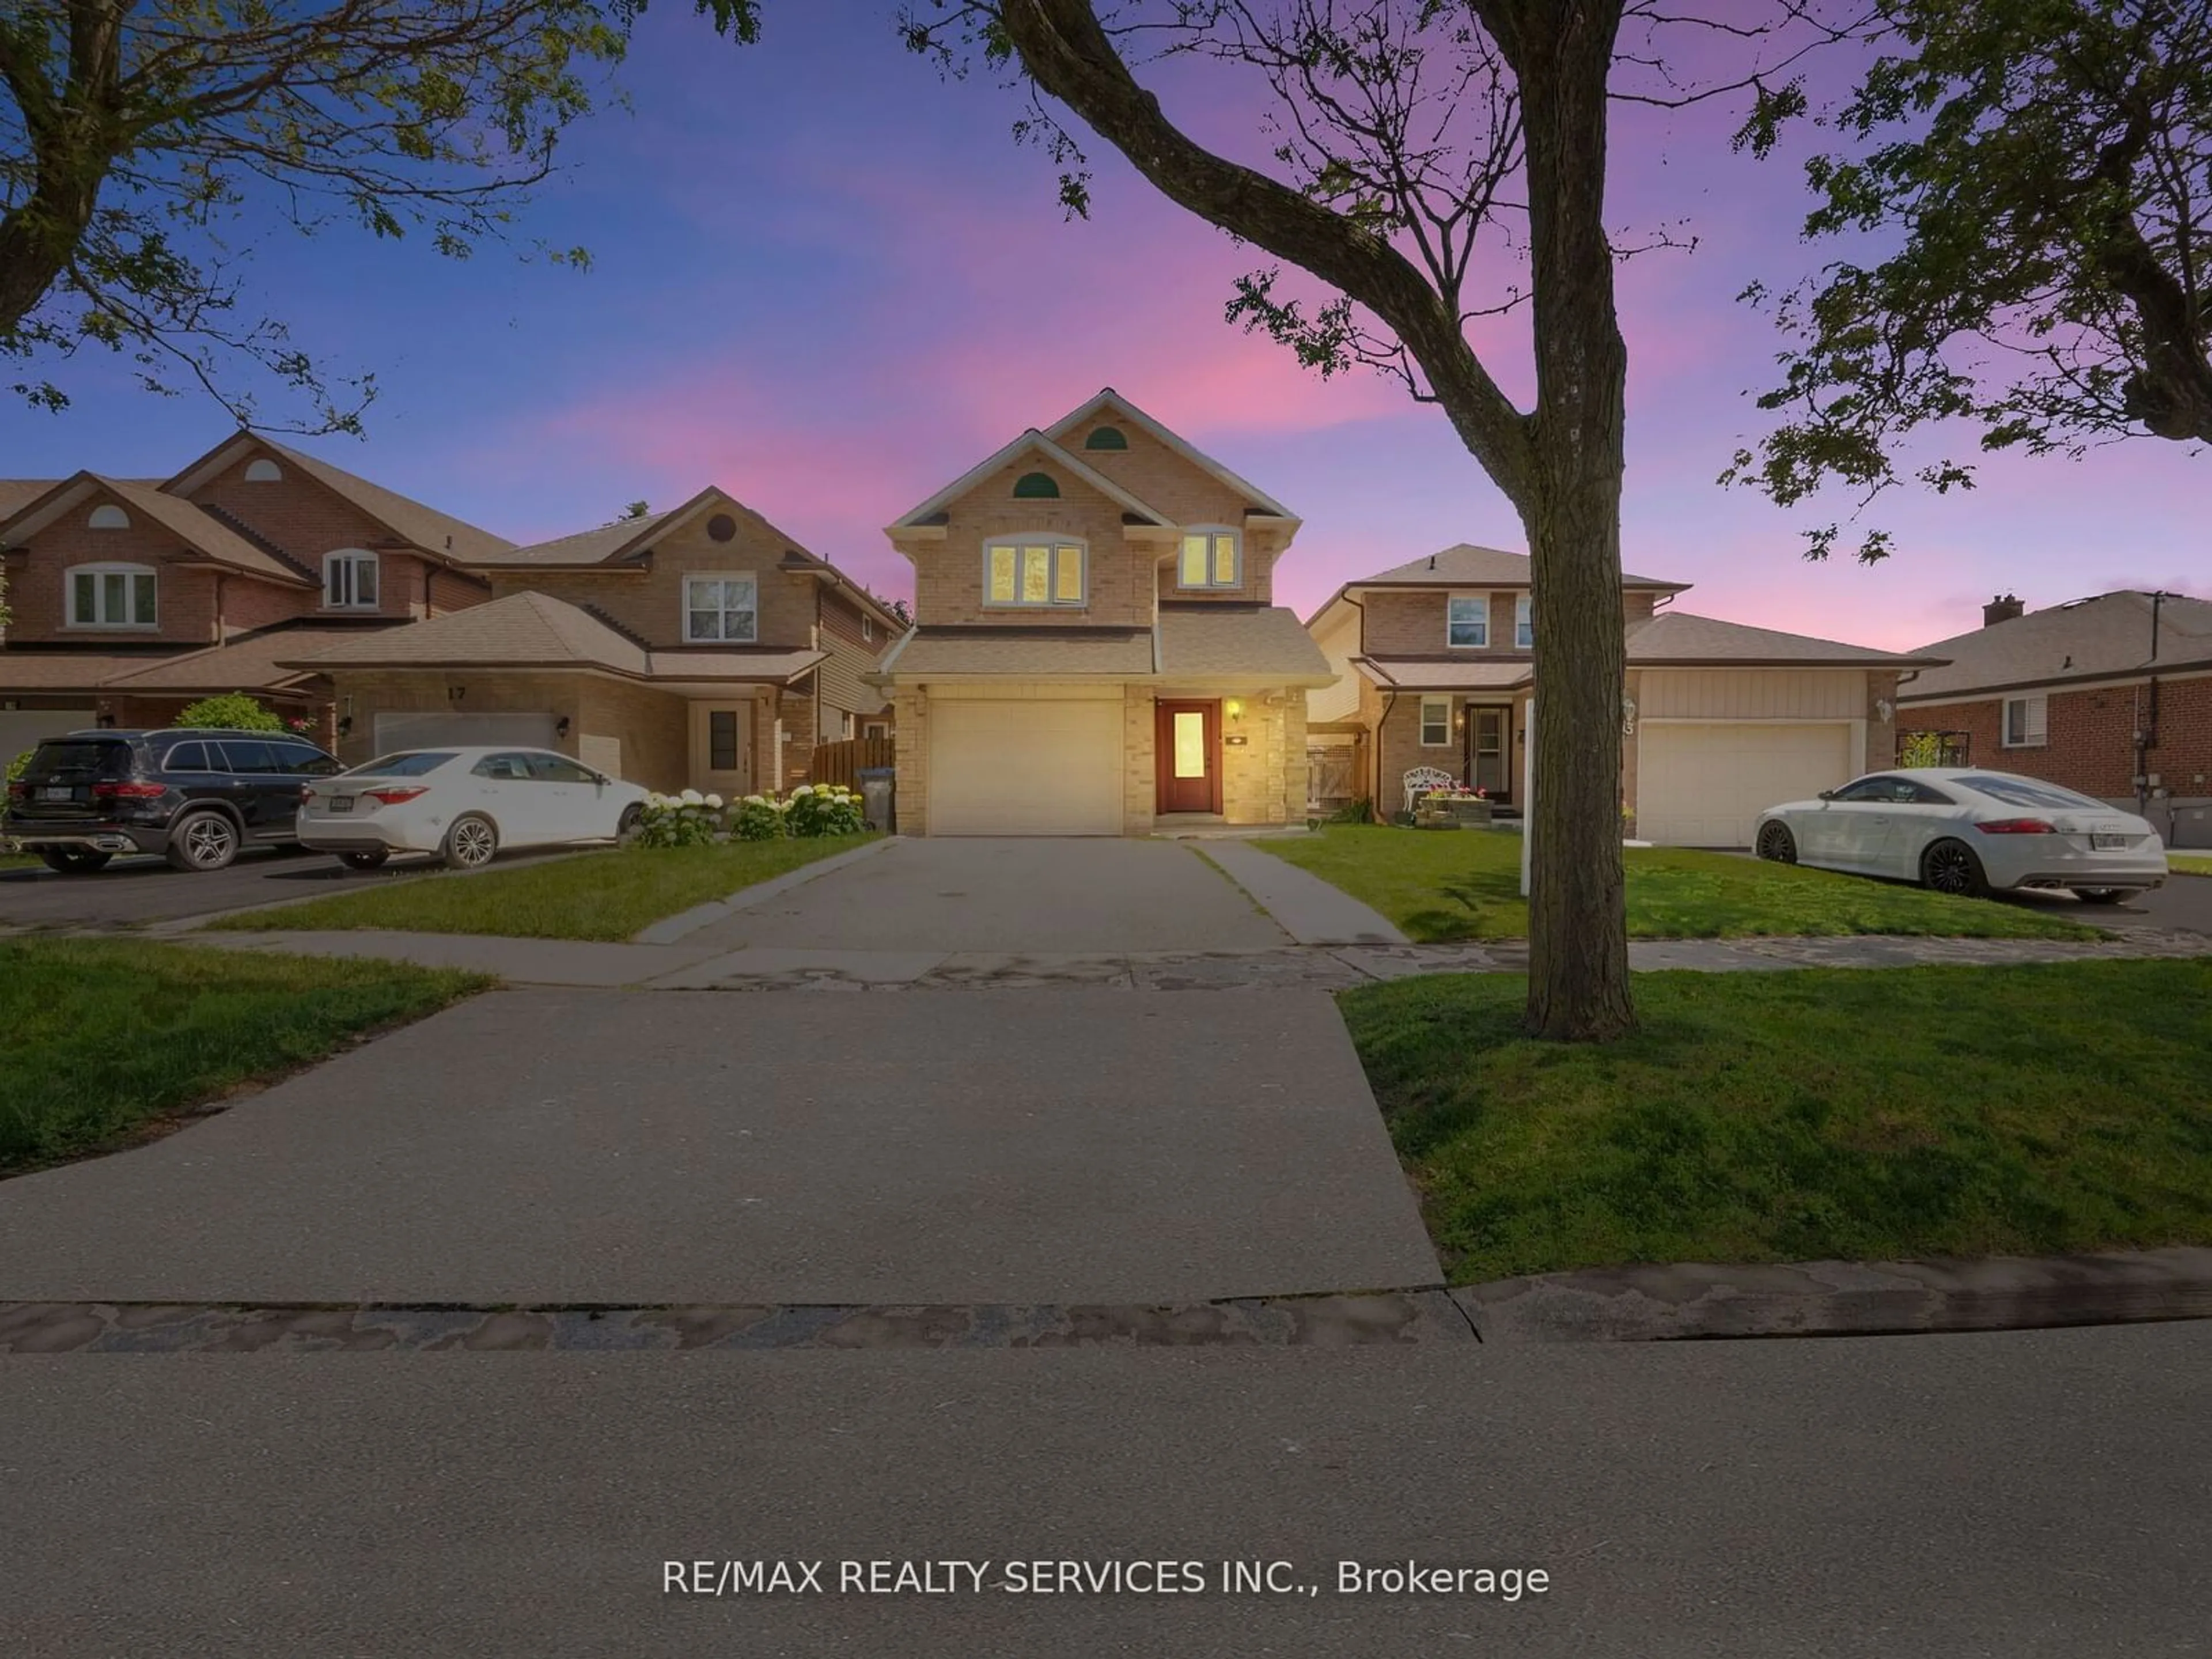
[1507,1,1634,1041]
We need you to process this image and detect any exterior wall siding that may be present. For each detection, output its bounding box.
[1637,668,1869,720]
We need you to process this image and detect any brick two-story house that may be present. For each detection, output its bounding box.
[0,432,502,763]
[285,486,902,794]
[1899,590,2212,849]
[870,389,1335,835]
[1306,544,1944,846]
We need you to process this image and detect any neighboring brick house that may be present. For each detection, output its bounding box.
[871,388,1335,835]
[0,432,501,763]
[1305,544,1942,846]
[1898,590,2212,849]
[283,487,903,794]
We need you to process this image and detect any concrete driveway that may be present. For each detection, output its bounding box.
[685,836,1295,954]
[0,986,1440,1306]
[0,845,421,927]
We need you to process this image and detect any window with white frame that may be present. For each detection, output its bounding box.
[324,550,379,609]
[1446,594,1488,647]
[1419,696,1452,747]
[684,573,758,641]
[68,562,158,628]
[861,612,875,643]
[985,537,1085,608]
[2002,693,2047,748]
[1514,593,1533,648]
[1177,528,1240,589]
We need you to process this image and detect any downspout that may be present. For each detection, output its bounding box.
[2138,590,2172,817]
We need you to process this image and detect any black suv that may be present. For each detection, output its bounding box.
[4,728,342,874]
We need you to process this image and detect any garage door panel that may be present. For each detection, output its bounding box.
[929,699,1121,836]
[1638,724,1853,848]
[372,713,559,753]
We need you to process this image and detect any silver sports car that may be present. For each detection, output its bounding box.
[1753,768,2168,903]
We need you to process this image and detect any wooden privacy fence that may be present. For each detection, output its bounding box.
[809,735,896,790]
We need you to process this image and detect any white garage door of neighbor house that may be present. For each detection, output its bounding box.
[928,699,1122,835]
[372,712,560,755]
[1637,722,1855,847]
[1,709,97,768]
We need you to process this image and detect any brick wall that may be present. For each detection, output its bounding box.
[326,670,585,770]
[188,459,464,622]
[575,678,689,792]
[892,688,929,835]
[915,459,1155,628]
[1360,588,1535,658]
[1903,673,2212,806]
[1122,686,1156,832]
[5,523,232,645]
[485,509,819,651]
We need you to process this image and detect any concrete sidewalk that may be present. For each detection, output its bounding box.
[0,987,1441,1306]
[187,923,2210,990]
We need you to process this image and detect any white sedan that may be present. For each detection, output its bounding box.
[298,747,652,870]
[1753,767,2168,903]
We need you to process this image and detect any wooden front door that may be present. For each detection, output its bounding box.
[1468,705,1509,799]
[1155,699,1221,815]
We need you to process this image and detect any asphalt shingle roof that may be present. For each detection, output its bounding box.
[1901,590,2212,700]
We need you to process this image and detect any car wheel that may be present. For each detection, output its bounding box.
[37,847,113,875]
[440,813,499,871]
[2072,888,2128,905]
[616,804,645,844]
[1920,838,1988,899]
[166,811,240,872]
[1755,821,1797,864]
[338,849,391,872]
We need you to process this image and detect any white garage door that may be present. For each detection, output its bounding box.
[1,710,96,770]
[929,699,1122,835]
[1637,723,1854,847]
[372,711,559,753]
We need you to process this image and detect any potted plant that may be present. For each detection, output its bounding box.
[1416,782,1493,828]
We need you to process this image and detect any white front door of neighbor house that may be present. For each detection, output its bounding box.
[689,703,752,796]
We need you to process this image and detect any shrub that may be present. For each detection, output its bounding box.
[632,790,724,848]
[1329,796,1373,825]
[732,794,789,840]
[174,693,286,732]
[784,782,865,838]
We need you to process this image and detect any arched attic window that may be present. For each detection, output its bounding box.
[87,503,130,529]
[243,458,283,482]
[1012,471,1061,499]
[1084,426,1128,450]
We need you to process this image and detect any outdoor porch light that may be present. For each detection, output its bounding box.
[336,715,353,737]
[1225,698,1244,719]
[556,715,572,738]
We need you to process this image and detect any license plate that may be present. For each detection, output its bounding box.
[328,796,354,814]
[40,786,73,802]
[2091,832,2127,850]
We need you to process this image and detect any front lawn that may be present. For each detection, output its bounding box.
[1343,960,2212,1281]
[0,937,486,1175]
[1257,824,2096,941]
[205,834,879,941]
[2172,853,2212,877]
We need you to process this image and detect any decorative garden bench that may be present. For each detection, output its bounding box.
[1404,766,1494,828]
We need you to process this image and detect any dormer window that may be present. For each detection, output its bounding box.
[243,459,283,482]
[1515,593,1533,648]
[324,550,380,609]
[1012,471,1061,499]
[1177,529,1240,589]
[68,563,157,628]
[986,536,1085,608]
[87,504,130,530]
[1446,594,1488,647]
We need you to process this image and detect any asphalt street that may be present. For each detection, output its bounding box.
[3,1324,2207,1656]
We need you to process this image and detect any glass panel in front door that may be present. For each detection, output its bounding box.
[1473,708,1506,793]
[1173,711,1207,778]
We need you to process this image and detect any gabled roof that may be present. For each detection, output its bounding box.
[1157,605,1334,683]
[1899,589,2212,701]
[889,430,1171,531]
[161,432,514,565]
[1358,544,1687,590]
[99,624,393,694]
[1623,611,1945,668]
[0,479,70,518]
[0,473,314,586]
[1044,388,1297,520]
[276,590,824,684]
[471,509,678,567]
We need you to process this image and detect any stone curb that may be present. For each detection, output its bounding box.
[0,1290,1473,1353]
[631,836,894,945]
[1457,1247,2212,1342]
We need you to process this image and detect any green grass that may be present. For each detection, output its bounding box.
[206,834,880,941]
[1255,824,2098,941]
[2171,852,2212,877]
[0,937,486,1174]
[1341,960,2212,1281]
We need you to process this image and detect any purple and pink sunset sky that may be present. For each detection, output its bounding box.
[5,2,2203,648]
